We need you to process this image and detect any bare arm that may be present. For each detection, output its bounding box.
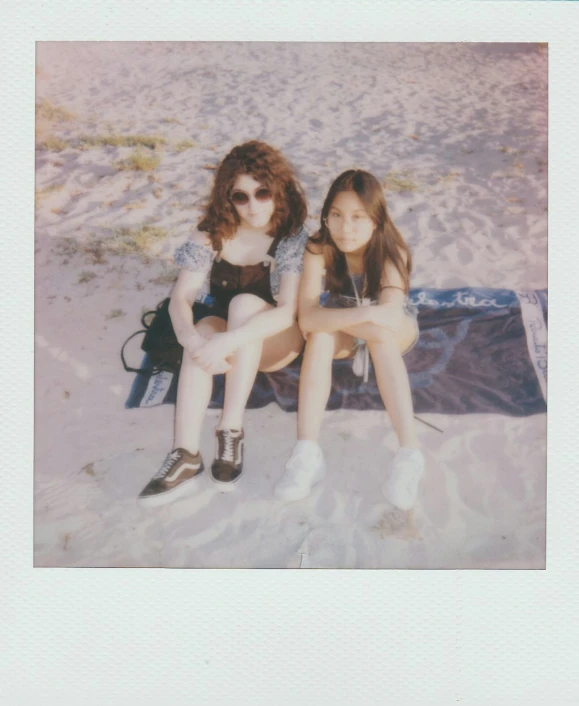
[190,271,302,369]
[168,268,208,347]
[366,250,410,332]
[298,249,373,335]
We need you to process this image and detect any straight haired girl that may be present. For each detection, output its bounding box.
[275,169,424,510]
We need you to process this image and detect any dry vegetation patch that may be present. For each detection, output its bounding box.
[36,136,69,152]
[173,140,196,152]
[106,308,126,320]
[107,225,169,254]
[383,171,419,193]
[114,148,161,172]
[79,134,167,150]
[36,98,76,123]
[77,271,97,284]
[36,99,76,151]
[35,183,65,204]
[54,224,170,265]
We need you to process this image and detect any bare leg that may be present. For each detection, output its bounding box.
[218,294,278,430]
[296,330,353,442]
[342,317,419,449]
[173,316,226,453]
[367,336,418,448]
[275,330,352,501]
[342,318,424,510]
[258,319,305,373]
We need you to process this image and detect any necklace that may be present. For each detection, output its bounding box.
[348,271,370,383]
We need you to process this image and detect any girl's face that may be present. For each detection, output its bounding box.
[230,173,275,230]
[325,190,375,255]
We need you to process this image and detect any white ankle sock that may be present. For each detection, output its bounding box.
[294,440,321,453]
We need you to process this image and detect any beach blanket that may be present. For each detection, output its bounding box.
[125,288,547,417]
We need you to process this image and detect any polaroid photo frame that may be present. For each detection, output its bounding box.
[2,0,577,703]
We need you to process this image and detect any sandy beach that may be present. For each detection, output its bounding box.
[34,42,547,568]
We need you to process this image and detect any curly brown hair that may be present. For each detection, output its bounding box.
[308,169,412,297]
[198,141,307,251]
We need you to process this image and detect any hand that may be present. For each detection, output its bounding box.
[183,331,206,357]
[191,332,238,374]
[196,355,231,375]
[183,332,230,374]
[367,303,403,332]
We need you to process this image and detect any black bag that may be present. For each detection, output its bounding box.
[121,298,183,375]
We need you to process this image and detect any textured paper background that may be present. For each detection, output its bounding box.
[2,0,577,703]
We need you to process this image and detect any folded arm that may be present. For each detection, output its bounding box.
[298,250,373,335]
[189,273,302,371]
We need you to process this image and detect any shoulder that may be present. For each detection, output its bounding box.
[281,224,309,249]
[382,245,409,270]
[174,230,215,271]
[275,225,310,273]
[305,233,324,257]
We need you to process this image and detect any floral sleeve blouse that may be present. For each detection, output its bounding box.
[174,225,309,302]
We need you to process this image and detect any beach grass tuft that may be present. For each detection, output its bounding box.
[35,183,65,202]
[114,148,161,172]
[106,308,126,319]
[173,140,196,152]
[77,271,97,284]
[54,225,168,264]
[383,171,418,193]
[36,136,68,152]
[106,225,169,255]
[80,134,167,150]
[36,98,76,123]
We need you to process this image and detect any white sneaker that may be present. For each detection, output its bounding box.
[275,441,326,502]
[382,448,425,511]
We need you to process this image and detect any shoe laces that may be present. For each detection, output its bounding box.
[154,450,181,479]
[218,431,239,463]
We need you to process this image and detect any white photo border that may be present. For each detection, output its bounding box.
[2,0,577,703]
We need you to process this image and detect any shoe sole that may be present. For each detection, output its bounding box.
[274,462,326,502]
[137,470,205,509]
[211,468,243,492]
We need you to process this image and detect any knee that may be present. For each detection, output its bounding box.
[364,324,395,345]
[227,293,267,323]
[195,316,226,338]
[305,331,335,354]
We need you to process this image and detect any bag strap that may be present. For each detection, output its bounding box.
[140,310,157,329]
[120,329,149,374]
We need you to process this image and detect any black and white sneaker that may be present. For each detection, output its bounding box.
[211,429,244,486]
[137,448,204,508]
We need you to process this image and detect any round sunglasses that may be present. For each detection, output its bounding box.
[230,186,273,206]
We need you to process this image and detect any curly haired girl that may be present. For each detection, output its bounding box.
[138,141,308,507]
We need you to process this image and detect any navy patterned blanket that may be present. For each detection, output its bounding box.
[125,288,547,417]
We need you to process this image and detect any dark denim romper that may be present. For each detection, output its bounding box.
[192,236,280,323]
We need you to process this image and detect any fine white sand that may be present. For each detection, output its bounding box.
[34,42,547,568]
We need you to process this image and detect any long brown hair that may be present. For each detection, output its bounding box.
[198,141,307,251]
[309,169,412,297]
